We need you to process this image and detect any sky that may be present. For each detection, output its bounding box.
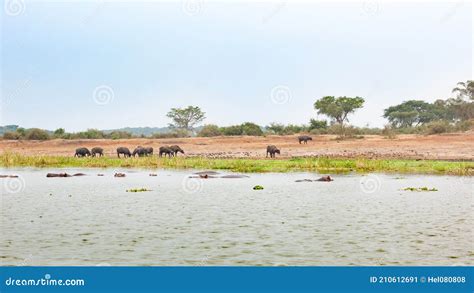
[1,0,472,131]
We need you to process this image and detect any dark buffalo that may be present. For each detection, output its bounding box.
[266,145,280,158]
[169,145,184,156]
[117,147,132,158]
[75,147,91,157]
[145,147,154,156]
[298,135,313,144]
[132,146,147,157]
[159,146,174,158]
[91,147,104,157]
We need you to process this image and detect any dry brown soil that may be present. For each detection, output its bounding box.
[1,133,473,160]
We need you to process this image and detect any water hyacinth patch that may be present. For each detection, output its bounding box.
[126,188,151,193]
[403,187,438,192]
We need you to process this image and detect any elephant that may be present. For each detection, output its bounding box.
[266,145,280,158]
[132,146,147,157]
[75,147,91,157]
[159,146,174,158]
[91,147,104,157]
[298,135,313,144]
[169,145,184,156]
[117,147,132,158]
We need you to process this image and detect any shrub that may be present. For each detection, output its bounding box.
[241,122,263,136]
[53,128,65,138]
[266,123,285,135]
[152,129,189,138]
[3,131,22,140]
[454,119,474,132]
[198,124,222,137]
[220,125,243,136]
[423,121,452,135]
[24,128,50,140]
[108,131,133,140]
[73,129,105,139]
[382,125,397,139]
[308,119,328,131]
[282,124,305,135]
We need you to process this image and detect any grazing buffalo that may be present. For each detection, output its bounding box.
[145,147,154,156]
[298,135,313,144]
[266,145,280,158]
[132,146,147,157]
[159,146,174,158]
[117,147,132,158]
[169,145,184,156]
[91,147,104,157]
[75,147,91,157]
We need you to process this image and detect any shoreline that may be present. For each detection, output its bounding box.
[1,153,473,175]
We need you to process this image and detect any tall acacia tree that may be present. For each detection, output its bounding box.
[166,106,206,133]
[452,80,474,101]
[449,80,474,121]
[314,96,365,135]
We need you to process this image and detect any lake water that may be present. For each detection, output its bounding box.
[1,168,473,266]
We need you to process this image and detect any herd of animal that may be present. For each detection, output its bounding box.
[74,145,185,158]
[74,135,314,159]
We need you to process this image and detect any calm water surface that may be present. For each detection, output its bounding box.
[1,168,473,266]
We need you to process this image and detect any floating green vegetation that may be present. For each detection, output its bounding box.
[403,187,438,192]
[126,188,151,193]
[1,152,473,175]
[253,185,264,190]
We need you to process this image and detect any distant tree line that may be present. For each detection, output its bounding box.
[2,80,473,140]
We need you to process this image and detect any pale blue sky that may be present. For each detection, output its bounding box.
[1,1,472,131]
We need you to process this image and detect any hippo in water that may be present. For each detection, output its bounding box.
[169,145,184,156]
[75,147,91,157]
[91,147,104,157]
[117,147,132,158]
[266,145,280,158]
[159,146,174,158]
[298,135,313,144]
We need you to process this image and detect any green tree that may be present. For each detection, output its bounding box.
[448,80,474,121]
[241,122,263,136]
[53,128,66,138]
[282,124,305,135]
[266,123,285,135]
[452,80,474,101]
[383,100,443,128]
[314,96,365,125]
[308,119,328,130]
[166,106,206,133]
[16,127,26,137]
